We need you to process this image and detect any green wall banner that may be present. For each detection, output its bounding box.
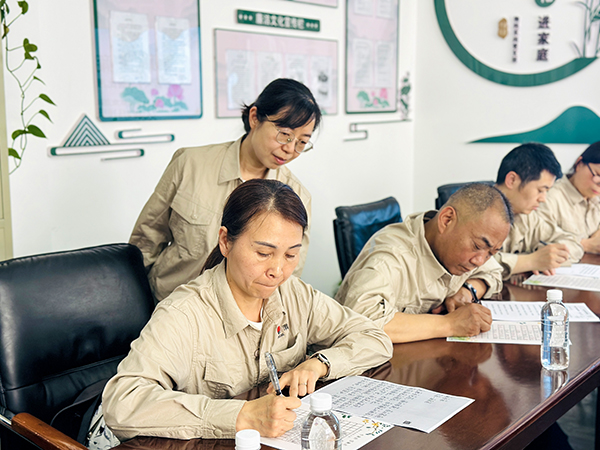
[236,10,320,32]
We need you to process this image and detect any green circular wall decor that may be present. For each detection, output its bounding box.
[434,0,596,87]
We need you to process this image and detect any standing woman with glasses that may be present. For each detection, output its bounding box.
[130,78,321,301]
[537,141,600,253]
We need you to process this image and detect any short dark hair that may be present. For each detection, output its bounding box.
[202,179,308,273]
[446,182,514,226]
[569,141,600,174]
[241,78,322,134]
[496,143,562,185]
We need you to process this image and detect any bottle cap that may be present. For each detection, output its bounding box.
[310,392,333,412]
[547,289,563,301]
[235,429,260,450]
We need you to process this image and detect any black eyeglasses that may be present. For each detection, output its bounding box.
[585,162,600,184]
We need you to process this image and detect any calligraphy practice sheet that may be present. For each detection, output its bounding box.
[448,321,542,345]
[482,301,599,322]
[300,376,474,434]
[261,401,392,450]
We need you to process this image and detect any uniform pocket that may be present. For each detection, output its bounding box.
[203,360,246,398]
[269,334,307,373]
[170,192,216,257]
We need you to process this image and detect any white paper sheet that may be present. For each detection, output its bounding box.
[300,376,473,434]
[261,402,392,450]
[448,321,542,345]
[524,273,600,292]
[555,263,600,278]
[482,301,600,322]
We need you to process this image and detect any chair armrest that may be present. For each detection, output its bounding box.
[11,412,87,450]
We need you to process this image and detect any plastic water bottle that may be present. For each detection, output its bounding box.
[301,393,342,449]
[235,429,260,450]
[541,289,569,370]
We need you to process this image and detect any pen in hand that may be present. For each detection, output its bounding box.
[265,352,283,396]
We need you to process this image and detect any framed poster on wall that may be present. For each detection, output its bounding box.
[346,0,399,113]
[93,0,202,121]
[214,29,338,118]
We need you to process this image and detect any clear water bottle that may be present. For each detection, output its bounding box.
[541,289,569,370]
[235,429,260,450]
[301,393,342,450]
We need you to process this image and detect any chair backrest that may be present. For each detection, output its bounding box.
[435,181,496,210]
[333,197,402,278]
[0,243,155,431]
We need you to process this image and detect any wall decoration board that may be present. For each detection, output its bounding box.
[346,0,399,114]
[93,0,202,121]
[214,29,338,117]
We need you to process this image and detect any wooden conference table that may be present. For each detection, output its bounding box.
[114,254,600,450]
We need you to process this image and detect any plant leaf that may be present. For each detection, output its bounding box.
[39,109,51,121]
[11,129,26,140]
[33,75,45,85]
[24,42,37,52]
[24,51,33,60]
[2,24,9,39]
[23,37,29,45]
[8,148,21,160]
[39,94,55,105]
[27,124,45,138]
[17,1,28,14]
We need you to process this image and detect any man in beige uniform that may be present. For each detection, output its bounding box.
[129,138,311,301]
[103,261,392,440]
[336,183,510,343]
[493,143,583,279]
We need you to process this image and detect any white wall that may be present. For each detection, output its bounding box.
[412,1,600,212]
[3,0,415,296]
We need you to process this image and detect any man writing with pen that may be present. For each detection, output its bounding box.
[493,143,584,279]
[337,183,511,343]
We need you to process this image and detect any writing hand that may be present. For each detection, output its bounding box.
[236,394,301,437]
[446,303,492,337]
[269,358,326,398]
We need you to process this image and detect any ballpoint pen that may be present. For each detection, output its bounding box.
[265,352,283,396]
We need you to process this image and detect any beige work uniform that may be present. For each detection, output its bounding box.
[129,138,311,301]
[335,211,503,327]
[536,176,600,242]
[103,262,393,441]
[495,211,584,279]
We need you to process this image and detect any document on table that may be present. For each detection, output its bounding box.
[447,321,542,345]
[555,263,600,278]
[481,301,600,322]
[523,273,600,292]
[261,401,392,450]
[300,376,474,434]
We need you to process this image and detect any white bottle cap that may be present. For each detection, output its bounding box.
[547,289,563,301]
[310,392,333,412]
[235,429,260,450]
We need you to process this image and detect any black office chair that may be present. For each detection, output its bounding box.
[435,181,495,210]
[0,244,155,450]
[333,197,402,278]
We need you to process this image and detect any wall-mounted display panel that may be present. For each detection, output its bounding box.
[346,0,399,114]
[94,0,202,121]
[289,0,337,7]
[215,29,338,117]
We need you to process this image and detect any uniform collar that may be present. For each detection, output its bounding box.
[218,136,280,185]
[213,261,285,339]
[413,210,454,281]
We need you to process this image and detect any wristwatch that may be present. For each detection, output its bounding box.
[311,352,331,378]
[463,282,480,304]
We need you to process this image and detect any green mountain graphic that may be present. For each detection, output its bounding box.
[471,106,600,144]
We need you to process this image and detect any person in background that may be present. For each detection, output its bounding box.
[537,141,600,254]
[494,143,583,279]
[336,183,511,343]
[103,179,392,442]
[130,78,321,301]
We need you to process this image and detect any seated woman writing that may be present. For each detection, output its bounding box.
[537,141,600,253]
[102,179,392,442]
